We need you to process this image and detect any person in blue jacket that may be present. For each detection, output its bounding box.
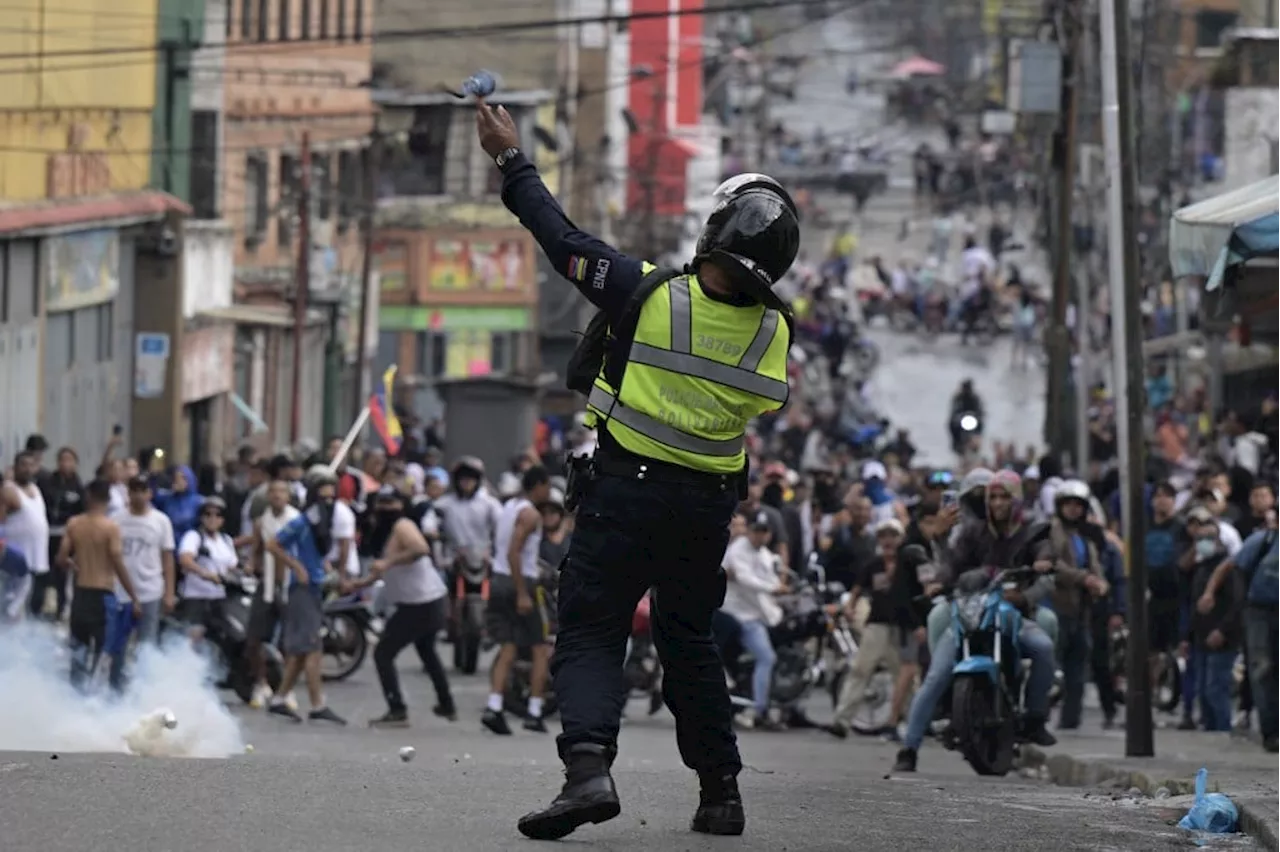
[155,464,204,543]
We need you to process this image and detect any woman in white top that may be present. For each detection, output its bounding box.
[177,496,238,641]
[721,510,787,728]
[344,486,453,727]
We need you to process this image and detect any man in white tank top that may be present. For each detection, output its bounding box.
[483,466,551,735]
[247,480,300,708]
[3,450,50,617]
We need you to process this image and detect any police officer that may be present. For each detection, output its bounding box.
[477,100,798,840]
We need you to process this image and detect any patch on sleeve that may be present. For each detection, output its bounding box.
[567,255,588,281]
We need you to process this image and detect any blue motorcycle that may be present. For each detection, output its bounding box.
[948,566,1038,776]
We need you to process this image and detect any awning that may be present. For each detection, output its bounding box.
[199,304,328,328]
[1168,174,1279,290]
[0,191,190,238]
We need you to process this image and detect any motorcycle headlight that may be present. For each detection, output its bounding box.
[959,414,979,432]
[955,594,986,631]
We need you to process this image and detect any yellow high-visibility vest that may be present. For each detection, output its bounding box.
[584,265,790,474]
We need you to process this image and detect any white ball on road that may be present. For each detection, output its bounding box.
[399,746,416,763]
[162,712,178,730]
[244,744,255,754]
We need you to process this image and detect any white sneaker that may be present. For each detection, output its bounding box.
[249,684,271,709]
[283,691,299,712]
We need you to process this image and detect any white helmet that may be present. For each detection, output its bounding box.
[1054,478,1091,506]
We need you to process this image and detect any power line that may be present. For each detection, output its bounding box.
[0,0,839,62]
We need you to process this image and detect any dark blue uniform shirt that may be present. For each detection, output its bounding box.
[500,151,645,328]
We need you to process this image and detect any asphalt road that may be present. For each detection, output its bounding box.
[0,654,1259,852]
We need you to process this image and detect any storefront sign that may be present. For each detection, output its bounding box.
[377,242,408,292]
[44,229,120,313]
[181,325,234,404]
[378,305,531,332]
[134,332,170,399]
[426,234,529,294]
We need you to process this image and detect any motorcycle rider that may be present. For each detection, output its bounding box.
[894,470,1058,772]
[1047,480,1111,730]
[435,456,502,596]
[720,510,787,731]
[948,380,984,455]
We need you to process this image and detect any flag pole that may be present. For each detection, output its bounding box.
[327,406,372,475]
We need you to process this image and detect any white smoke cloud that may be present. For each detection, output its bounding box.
[0,622,244,758]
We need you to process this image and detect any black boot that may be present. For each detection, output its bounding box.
[1023,715,1058,747]
[892,747,917,772]
[690,772,745,836]
[517,743,621,840]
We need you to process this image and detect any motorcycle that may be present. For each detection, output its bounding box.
[949,410,983,456]
[623,591,664,715]
[449,550,489,675]
[320,582,373,682]
[164,572,284,704]
[948,566,1044,776]
[725,558,855,721]
[1107,625,1182,713]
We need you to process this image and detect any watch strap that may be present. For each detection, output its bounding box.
[495,147,521,169]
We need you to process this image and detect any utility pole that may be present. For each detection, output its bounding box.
[1045,2,1081,463]
[1099,0,1152,758]
[291,131,312,445]
[354,121,381,421]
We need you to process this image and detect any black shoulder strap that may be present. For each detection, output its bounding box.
[603,265,681,392]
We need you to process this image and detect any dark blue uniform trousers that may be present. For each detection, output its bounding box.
[552,472,743,777]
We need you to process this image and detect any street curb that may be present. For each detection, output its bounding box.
[1014,745,1279,851]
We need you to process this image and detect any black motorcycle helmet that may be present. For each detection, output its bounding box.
[693,173,800,314]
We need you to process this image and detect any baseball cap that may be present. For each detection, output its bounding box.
[127,475,151,491]
[875,518,905,536]
[749,511,771,530]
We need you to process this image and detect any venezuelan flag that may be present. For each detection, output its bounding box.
[369,365,403,454]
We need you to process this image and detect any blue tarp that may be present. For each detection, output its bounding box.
[1169,174,1279,290]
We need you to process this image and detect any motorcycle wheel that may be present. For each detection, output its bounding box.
[229,665,255,704]
[952,676,1015,777]
[498,660,560,718]
[458,630,482,675]
[321,611,368,682]
[848,669,896,734]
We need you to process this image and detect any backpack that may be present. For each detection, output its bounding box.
[565,265,682,396]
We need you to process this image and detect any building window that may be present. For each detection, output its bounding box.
[96,302,114,361]
[337,149,359,230]
[299,0,311,38]
[353,0,364,40]
[257,0,268,41]
[245,152,269,246]
[278,0,291,40]
[404,105,451,195]
[416,332,447,379]
[1194,10,1236,49]
[313,152,332,220]
[490,332,512,375]
[240,0,253,38]
[319,0,329,37]
[278,153,297,247]
[190,111,220,219]
[336,0,346,40]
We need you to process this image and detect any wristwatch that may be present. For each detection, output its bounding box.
[495,147,521,169]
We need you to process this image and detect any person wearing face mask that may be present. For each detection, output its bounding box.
[345,486,455,727]
[1181,508,1238,732]
[266,467,348,726]
[3,451,50,620]
[1046,480,1110,730]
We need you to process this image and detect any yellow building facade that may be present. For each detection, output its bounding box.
[0,1,157,200]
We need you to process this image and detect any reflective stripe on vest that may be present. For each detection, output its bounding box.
[587,385,744,457]
[588,275,786,463]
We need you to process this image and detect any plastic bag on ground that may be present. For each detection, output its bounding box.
[1177,768,1239,834]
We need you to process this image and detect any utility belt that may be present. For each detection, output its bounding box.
[565,447,746,513]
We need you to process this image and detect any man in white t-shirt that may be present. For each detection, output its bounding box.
[721,510,785,729]
[247,479,301,707]
[106,475,176,692]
